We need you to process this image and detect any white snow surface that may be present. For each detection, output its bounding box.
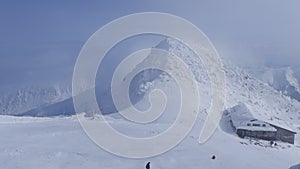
[0,115,300,169]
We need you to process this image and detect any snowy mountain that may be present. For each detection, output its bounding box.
[1,38,300,169]
[0,85,72,116]
[136,38,300,132]
[1,38,300,133]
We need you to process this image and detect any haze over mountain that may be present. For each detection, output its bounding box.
[0,38,300,169]
[1,38,299,135]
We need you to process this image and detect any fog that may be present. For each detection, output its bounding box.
[1,0,299,88]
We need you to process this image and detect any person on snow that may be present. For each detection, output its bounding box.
[145,162,150,169]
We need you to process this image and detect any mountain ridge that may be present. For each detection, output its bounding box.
[0,38,299,136]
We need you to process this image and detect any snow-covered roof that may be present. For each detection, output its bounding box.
[231,114,277,132]
[266,120,297,133]
[230,104,277,132]
[236,126,276,132]
[229,103,297,133]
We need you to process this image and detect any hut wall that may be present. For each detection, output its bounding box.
[236,129,276,141]
[273,127,295,144]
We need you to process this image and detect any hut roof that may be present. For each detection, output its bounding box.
[231,113,277,132]
[229,103,297,133]
[266,121,297,134]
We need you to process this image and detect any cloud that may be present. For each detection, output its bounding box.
[0,0,299,88]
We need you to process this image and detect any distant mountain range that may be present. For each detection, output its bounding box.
[0,38,299,135]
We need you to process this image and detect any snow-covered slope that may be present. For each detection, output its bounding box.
[108,37,300,138]
[225,65,300,132]
[0,114,299,169]
[246,67,300,102]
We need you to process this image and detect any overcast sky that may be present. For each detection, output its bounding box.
[1,0,300,88]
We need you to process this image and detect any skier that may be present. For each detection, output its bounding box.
[145,162,150,169]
